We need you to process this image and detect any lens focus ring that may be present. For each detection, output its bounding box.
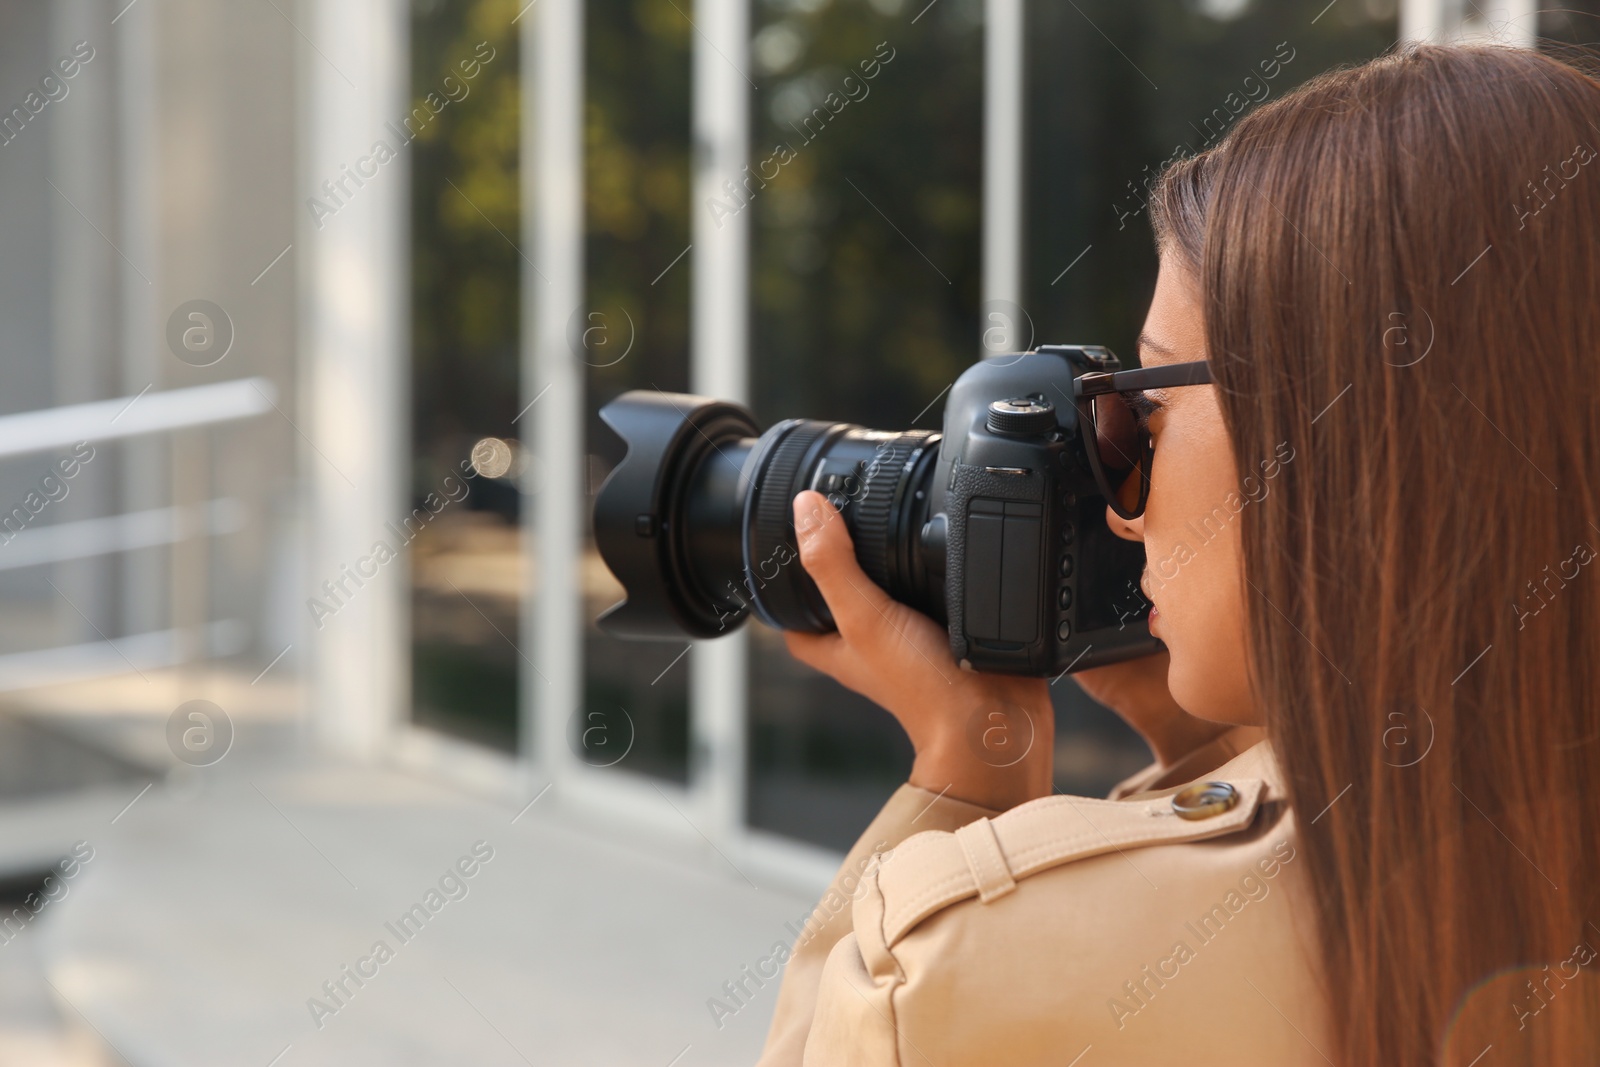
[853,435,927,590]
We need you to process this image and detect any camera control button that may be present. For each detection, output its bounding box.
[1171,781,1239,821]
[1058,554,1074,578]
[1056,620,1071,641]
[919,514,948,555]
[1058,587,1072,610]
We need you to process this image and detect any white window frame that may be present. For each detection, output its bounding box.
[1401,0,1536,45]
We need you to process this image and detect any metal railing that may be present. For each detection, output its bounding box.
[0,377,277,691]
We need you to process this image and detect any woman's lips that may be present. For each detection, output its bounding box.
[1139,575,1159,632]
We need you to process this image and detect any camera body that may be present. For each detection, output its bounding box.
[591,344,1162,678]
[898,343,1157,673]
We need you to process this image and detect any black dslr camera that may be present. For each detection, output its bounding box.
[591,344,1162,676]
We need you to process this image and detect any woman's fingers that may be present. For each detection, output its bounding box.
[788,490,969,712]
[782,629,843,675]
[792,491,899,648]
[781,491,1056,807]
[783,629,879,696]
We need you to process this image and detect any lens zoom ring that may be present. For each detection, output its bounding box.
[853,437,923,589]
[751,422,831,579]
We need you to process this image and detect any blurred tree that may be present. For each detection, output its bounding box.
[579,0,696,783]
[1025,0,1397,362]
[1539,0,1600,47]
[582,0,694,449]
[408,0,523,750]
[749,0,984,431]
[410,0,521,495]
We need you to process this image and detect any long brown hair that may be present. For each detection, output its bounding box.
[1152,44,1600,1064]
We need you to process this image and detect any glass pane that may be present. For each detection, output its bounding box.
[580,0,695,784]
[1022,0,1398,798]
[1539,1,1600,46]
[744,0,1400,850]
[1022,1,1398,353]
[408,0,523,752]
[745,0,985,851]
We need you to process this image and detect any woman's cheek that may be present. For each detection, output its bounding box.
[1142,433,1258,722]
[1169,538,1256,722]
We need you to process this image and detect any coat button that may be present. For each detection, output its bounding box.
[1171,781,1239,820]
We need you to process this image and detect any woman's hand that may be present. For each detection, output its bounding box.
[782,491,1054,812]
[1071,650,1233,769]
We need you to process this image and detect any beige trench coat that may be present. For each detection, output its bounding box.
[755,728,1332,1066]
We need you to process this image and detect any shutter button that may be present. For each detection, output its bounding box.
[1171,781,1239,820]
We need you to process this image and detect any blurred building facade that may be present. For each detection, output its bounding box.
[0,0,1589,899]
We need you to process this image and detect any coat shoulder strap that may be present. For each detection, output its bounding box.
[874,777,1268,947]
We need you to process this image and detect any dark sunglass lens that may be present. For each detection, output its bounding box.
[1091,394,1143,472]
[1114,460,1146,516]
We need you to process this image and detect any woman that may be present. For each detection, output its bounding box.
[756,43,1600,1066]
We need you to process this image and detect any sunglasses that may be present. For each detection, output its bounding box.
[1071,359,1213,520]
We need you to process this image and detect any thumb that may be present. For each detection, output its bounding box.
[792,491,896,634]
[792,490,852,584]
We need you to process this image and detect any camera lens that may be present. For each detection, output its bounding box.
[593,391,943,639]
[741,422,941,631]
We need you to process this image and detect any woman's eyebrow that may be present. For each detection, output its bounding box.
[1137,332,1176,358]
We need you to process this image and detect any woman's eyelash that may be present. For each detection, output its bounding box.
[1125,391,1163,429]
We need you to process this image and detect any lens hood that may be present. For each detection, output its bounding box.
[593,391,760,639]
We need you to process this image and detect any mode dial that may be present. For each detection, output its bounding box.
[986,397,1056,437]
